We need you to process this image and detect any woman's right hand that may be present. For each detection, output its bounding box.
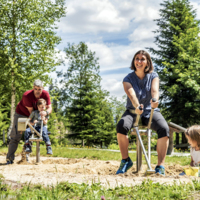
[135,104,144,115]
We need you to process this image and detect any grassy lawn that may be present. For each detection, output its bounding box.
[0,145,191,165]
[0,175,200,200]
[0,146,196,199]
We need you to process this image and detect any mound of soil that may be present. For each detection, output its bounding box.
[0,156,194,188]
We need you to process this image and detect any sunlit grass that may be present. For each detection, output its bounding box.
[0,144,195,199]
[0,144,191,166]
[0,174,200,200]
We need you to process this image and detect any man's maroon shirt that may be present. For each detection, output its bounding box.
[16,90,51,117]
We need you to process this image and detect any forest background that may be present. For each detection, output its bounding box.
[0,0,200,149]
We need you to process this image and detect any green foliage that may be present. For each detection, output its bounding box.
[109,95,126,125]
[0,0,66,116]
[0,108,9,146]
[47,109,59,146]
[147,0,200,126]
[1,178,200,199]
[57,42,115,146]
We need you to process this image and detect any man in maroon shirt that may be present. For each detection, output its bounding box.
[6,80,52,164]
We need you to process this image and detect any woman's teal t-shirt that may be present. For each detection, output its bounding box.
[123,71,160,118]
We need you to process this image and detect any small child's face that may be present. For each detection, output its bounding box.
[38,104,46,112]
[186,135,198,148]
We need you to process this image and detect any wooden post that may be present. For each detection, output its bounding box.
[136,135,142,172]
[36,141,40,163]
[167,128,174,155]
[182,133,187,144]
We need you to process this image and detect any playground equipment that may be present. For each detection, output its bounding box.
[18,117,44,163]
[130,98,157,174]
[131,102,188,174]
[168,122,186,133]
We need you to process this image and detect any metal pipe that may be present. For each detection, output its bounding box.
[146,98,156,164]
[135,127,152,170]
[147,129,151,163]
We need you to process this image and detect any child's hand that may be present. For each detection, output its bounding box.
[34,120,38,124]
[41,116,45,121]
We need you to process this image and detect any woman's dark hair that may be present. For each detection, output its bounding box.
[130,50,153,73]
[185,125,200,149]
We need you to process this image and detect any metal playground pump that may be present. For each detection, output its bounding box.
[18,117,44,163]
[130,98,157,174]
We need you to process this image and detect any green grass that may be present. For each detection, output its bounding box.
[0,145,191,166]
[0,175,200,200]
[0,145,197,199]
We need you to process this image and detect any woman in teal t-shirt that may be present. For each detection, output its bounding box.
[116,50,169,176]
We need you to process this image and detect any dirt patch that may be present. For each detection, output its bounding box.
[0,156,195,188]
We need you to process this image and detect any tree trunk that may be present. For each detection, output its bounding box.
[176,132,179,145]
[8,4,16,139]
[167,128,174,155]
[82,139,84,147]
[7,73,16,139]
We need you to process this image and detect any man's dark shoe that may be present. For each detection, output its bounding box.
[25,144,32,153]
[6,160,13,165]
[47,146,53,155]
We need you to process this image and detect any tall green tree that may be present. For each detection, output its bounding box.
[109,95,126,125]
[147,0,200,126]
[0,0,66,136]
[58,42,115,146]
[0,109,9,146]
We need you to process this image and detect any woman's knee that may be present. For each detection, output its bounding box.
[116,119,129,135]
[157,124,169,139]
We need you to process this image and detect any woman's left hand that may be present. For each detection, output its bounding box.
[150,99,159,109]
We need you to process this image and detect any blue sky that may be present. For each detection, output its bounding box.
[53,0,200,99]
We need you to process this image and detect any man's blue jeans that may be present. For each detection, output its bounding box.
[24,126,51,145]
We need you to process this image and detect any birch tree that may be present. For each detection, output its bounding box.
[0,0,66,136]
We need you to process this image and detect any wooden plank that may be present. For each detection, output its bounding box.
[29,138,43,142]
[168,126,182,133]
[168,122,186,132]
[174,143,190,148]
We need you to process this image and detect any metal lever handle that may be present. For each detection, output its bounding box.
[139,106,143,110]
[152,98,156,102]
[147,98,157,129]
[134,105,143,127]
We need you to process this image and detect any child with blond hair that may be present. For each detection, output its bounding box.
[185,125,200,166]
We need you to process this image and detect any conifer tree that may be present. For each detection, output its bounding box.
[58,42,115,146]
[147,0,200,126]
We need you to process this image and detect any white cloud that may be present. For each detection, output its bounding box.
[101,77,124,98]
[128,25,156,42]
[58,0,129,33]
[58,0,162,34]
[86,42,114,66]
[190,2,200,19]
[53,0,200,100]
[54,49,69,69]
